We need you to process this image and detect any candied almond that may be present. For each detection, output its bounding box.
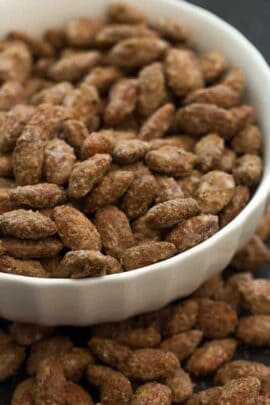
[10,323,55,347]
[0,41,32,82]
[155,176,184,203]
[87,364,133,405]
[238,279,270,314]
[26,104,70,140]
[112,139,148,164]
[223,272,254,311]
[220,185,250,227]
[139,103,175,141]
[9,183,66,208]
[230,104,255,130]
[60,347,94,382]
[59,119,88,152]
[186,338,237,376]
[200,51,226,83]
[0,340,25,382]
[174,103,238,138]
[107,2,147,24]
[137,62,167,116]
[8,30,53,57]
[121,241,176,270]
[121,174,158,219]
[149,135,197,152]
[145,146,196,176]
[0,209,57,239]
[104,78,138,126]
[194,170,235,214]
[186,387,222,405]
[120,348,180,381]
[215,360,270,386]
[27,336,73,375]
[131,382,172,405]
[96,24,156,47]
[34,357,66,405]
[212,376,261,405]
[215,147,236,172]
[163,299,199,336]
[194,134,224,173]
[53,204,101,251]
[0,80,24,111]
[164,368,193,403]
[107,37,168,69]
[89,337,131,368]
[31,82,73,106]
[11,378,34,405]
[177,170,202,197]
[153,18,189,42]
[64,82,100,128]
[0,255,47,277]
[195,298,238,338]
[184,84,241,108]
[84,169,134,212]
[81,131,115,159]
[165,49,204,97]
[232,125,262,155]
[49,51,101,81]
[144,197,199,229]
[68,154,111,199]
[1,237,63,259]
[65,382,94,405]
[161,329,203,361]
[65,17,103,47]
[132,215,161,244]
[44,139,76,185]
[13,126,44,185]
[233,154,262,186]
[223,66,245,95]
[0,104,35,152]
[236,315,270,346]
[95,205,134,259]
[112,326,161,349]
[60,250,116,278]
[84,66,122,93]
[166,214,219,252]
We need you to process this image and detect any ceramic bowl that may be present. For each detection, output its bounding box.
[0,0,269,326]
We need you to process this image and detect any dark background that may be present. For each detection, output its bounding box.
[190,0,270,63]
[1,0,270,403]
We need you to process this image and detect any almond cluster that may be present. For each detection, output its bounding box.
[0,1,263,278]
[1,207,270,404]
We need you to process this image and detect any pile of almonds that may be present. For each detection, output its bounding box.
[0,1,263,278]
[1,207,270,404]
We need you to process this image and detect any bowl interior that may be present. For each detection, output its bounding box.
[0,0,270,285]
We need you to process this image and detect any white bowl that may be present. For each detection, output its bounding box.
[0,0,270,326]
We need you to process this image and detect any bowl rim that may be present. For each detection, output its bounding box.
[1,0,270,287]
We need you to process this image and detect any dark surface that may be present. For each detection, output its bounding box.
[1,0,270,403]
[190,0,270,63]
